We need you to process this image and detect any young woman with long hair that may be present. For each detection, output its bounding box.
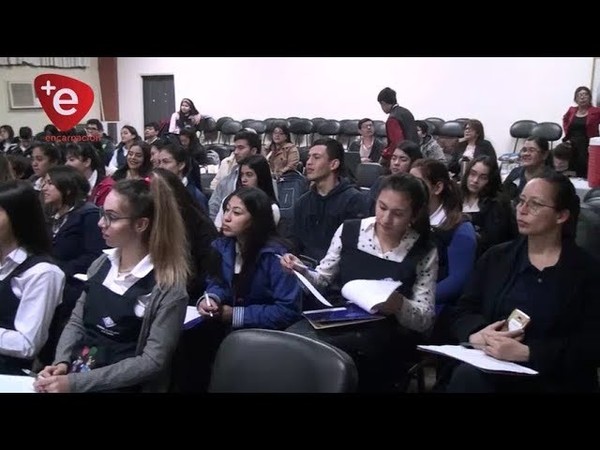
[35,175,190,392]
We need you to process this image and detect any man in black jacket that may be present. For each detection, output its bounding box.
[292,138,369,263]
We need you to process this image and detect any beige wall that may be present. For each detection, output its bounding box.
[0,57,101,134]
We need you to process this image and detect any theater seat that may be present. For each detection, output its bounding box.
[208,329,358,393]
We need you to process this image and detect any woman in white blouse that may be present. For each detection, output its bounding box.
[0,181,65,374]
[281,173,438,391]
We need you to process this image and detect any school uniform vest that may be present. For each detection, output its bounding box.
[70,258,155,375]
[0,255,52,375]
[338,219,431,299]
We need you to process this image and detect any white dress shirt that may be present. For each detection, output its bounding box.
[305,217,438,332]
[0,247,65,359]
[101,249,154,318]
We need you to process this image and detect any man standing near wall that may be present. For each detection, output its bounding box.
[377,87,419,165]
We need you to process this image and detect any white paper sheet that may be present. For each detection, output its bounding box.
[184,306,203,329]
[418,345,538,375]
[342,279,403,313]
[293,270,332,307]
[0,375,36,393]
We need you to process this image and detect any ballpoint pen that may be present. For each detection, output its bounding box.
[460,342,486,350]
[205,291,214,318]
[21,369,39,378]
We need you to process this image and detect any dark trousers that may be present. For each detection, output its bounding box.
[445,363,546,393]
[170,320,229,393]
[286,318,418,392]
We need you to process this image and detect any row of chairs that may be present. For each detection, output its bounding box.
[425,118,564,150]
[197,117,388,149]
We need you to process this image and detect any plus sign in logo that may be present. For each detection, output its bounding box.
[34,74,94,132]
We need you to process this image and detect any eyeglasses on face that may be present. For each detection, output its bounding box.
[98,207,134,226]
[516,197,555,215]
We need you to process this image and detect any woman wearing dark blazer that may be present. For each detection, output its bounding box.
[39,166,106,363]
[562,86,600,177]
[448,119,497,177]
[460,156,517,257]
[445,173,600,393]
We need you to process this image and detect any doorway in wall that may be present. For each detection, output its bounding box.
[142,75,175,127]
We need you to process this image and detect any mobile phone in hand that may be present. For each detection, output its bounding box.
[502,308,531,332]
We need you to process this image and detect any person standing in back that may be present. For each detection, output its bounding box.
[562,86,600,178]
[377,87,419,166]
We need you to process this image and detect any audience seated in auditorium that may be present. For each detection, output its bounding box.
[448,119,497,177]
[283,173,438,391]
[410,159,477,340]
[38,166,106,365]
[143,122,160,146]
[551,142,577,178]
[85,119,115,166]
[34,176,189,393]
[180,187,301,392]
[291,138,369,262]
[208,130,260,221]
[369,140,423,213]
[214,155,280,230]
[156,141,208,213]
[64,142,110,207]
[169,98,202,135]
[111,141,152,182]
[30,142,61,191]
[107,125,142,175]
[263,124,299,179]
[415,120,446,163]
[503,136,554,204]
[0,125,18,154]
[0,181,65,375]
[11,126,33,157]
[0,153,14,182]
[149,169,217,301]
[445,173,600,393]
[348,118,385,163]
[460,156,517,257]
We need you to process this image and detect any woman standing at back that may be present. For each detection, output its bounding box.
[562,86,600,177]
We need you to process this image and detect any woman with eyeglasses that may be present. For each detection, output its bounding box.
[38,166,106,365]
[562,86,600,177]
[444,173,600,393]
[503,136,555,204]
[34,176,190,393]
[0,181,65,375]
[263,125,299,179]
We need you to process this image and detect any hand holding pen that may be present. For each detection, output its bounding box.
[278,253,309,275]
[197,291,219,318]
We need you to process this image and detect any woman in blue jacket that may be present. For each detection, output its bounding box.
[410,158,477,342]
[180,186,301,392]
